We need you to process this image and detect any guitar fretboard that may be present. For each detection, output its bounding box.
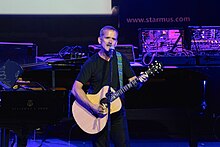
[111,79,139,102]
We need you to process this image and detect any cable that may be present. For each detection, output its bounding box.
[58,46,71,58]
[31,81,48,91]
[142,52,156,66]
[58,45,84,59]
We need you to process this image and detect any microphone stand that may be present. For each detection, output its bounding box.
[106,50,114,147]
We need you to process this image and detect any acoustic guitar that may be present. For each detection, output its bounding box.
[72,60,162,134]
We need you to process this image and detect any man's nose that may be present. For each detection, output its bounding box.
[108,41,113,45]
[108,39,114,44]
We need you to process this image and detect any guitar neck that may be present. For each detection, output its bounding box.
[110,60,162,102]
[111,78,139,102]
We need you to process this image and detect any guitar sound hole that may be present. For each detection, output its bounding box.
[100,98,108,107]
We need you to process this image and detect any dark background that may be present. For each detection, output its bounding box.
[0,0,219,55]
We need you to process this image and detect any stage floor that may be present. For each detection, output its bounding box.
[19,138,220,147]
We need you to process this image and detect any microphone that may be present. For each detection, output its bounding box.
[109,46,115,58]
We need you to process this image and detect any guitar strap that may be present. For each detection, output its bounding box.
[116,51,123,88]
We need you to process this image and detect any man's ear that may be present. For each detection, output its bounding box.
[115,41,118,46]
[98,37,101,44]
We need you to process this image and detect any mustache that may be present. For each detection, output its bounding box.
[107,43,114,46]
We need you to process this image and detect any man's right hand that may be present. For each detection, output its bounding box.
[89,103,108,117]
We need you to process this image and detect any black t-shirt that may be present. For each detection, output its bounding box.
[76,52,135,94]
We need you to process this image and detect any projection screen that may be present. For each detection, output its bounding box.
[0,0,112,15]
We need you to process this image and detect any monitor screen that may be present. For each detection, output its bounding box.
[0,42,38,65]
[139,28,184,56]
[189,26,220,52]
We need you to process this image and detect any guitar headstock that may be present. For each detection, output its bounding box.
[145,60,163,76]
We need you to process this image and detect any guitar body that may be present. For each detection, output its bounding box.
[72,86,122,134]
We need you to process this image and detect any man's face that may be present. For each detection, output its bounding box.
[98,29,118,52]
